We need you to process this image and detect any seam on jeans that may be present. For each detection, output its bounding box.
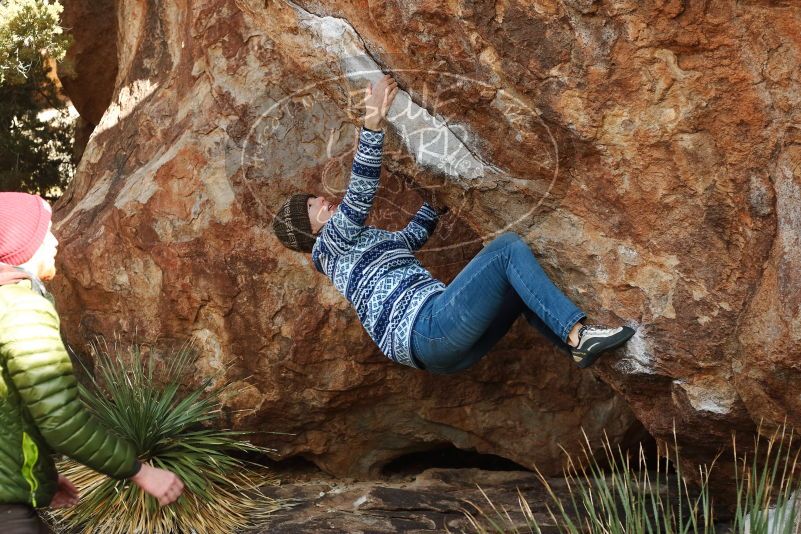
[411,292,447,343]
[411,332,421,361]
[508,260,567,335]
[431,253,509,321]
[412,330,447,343]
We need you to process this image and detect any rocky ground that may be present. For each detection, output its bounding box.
[253,465,561,533]
[251,459,740,534]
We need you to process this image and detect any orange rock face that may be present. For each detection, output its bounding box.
[54,0,800,477]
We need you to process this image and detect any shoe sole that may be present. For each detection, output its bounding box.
[575,326,636,369]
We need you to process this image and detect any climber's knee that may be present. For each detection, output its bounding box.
[486,232,523,251]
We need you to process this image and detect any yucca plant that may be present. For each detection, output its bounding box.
[464,430,713,534]
[733,424,801,534]
[45,342,282,534]
[464,424,801,534]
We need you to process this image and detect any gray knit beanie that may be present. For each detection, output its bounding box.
[273,193,317,253]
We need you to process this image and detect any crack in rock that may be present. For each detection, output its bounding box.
[286,0,502,185]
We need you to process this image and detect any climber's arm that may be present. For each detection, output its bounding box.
[394,202,440,252]
[316,75,397,252]
[321,127,386,246]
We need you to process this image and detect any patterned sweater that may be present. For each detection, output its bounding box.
[311,127,446,368]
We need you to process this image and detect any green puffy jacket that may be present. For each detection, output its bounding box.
[0,277,140,507]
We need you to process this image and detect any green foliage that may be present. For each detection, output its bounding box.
[0,0,74,199]
[46,342,283,534]
[0,0,69,83]
[733,427,800,534]
[0,75,73,198]
[465,425,801,534]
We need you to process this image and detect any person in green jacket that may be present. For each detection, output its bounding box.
[0,192,184,533]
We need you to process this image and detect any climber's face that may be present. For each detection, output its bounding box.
[23,222,58,281]
[308,196,337,234]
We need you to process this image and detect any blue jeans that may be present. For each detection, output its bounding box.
[410,232,586,374]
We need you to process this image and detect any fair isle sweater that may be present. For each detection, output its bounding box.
[311,127,446,368]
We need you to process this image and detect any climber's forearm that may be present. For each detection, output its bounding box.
[396,203,439,251]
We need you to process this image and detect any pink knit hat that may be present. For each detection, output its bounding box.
[0,192,52,266]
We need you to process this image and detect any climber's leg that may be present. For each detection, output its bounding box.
[412,286,526,374]
[410,232,585,373]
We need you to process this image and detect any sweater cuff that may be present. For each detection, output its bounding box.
[126,459,143,479]
[363,125,383,133]
[419,202,438,219]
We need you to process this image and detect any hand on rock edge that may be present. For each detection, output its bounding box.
[403,175,449,215]
[364,73,398,130]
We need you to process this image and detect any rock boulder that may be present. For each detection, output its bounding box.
[54,0,801,478]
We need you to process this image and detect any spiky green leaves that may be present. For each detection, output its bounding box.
[46,343,283,534]
[465,425,801,534]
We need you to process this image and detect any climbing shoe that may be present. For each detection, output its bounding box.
[571,324,635,368]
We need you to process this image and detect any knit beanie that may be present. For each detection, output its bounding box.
[0,192,52,266]
[272,193,317,253]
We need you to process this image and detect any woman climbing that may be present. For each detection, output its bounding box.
[272,73,635,374]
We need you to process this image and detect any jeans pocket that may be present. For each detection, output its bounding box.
[411,328,444,356]
[411,301,447,342]
[411,332,473,374]
[412,326,465,370]
[411,328,447,343]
